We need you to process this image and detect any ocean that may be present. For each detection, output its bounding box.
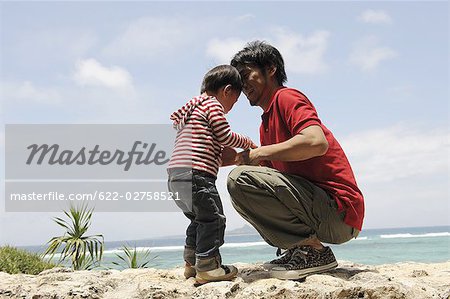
[21,225,450,270]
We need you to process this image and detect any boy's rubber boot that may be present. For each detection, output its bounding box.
[195,265,238,285]
[194,255,237,285]
[183,246,196,279]
[184,262,196,279]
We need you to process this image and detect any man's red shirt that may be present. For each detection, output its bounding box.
[259,87,365,231]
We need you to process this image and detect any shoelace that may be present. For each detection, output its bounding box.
[287,247,310,266]
[271,247,295,263]
[276,248,282,256]
[276,247,296,256]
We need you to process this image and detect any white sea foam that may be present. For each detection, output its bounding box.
[380,232,450,239]
[223,241,267,248]
[103,246,183,254]
[351,236,368,241]
[103,241,268,254]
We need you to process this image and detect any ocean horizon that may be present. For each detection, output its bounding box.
[16,225,450,270]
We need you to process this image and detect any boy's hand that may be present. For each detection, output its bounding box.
[250,141,258,149]
[221,147,237,167]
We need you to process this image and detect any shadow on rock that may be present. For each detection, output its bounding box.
[237,263,378,283]
[326,266,378,280]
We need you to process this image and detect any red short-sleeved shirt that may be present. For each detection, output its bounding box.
[260,87,365,231]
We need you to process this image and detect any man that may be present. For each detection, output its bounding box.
[227,41,364,280]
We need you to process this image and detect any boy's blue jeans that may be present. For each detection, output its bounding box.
[167,168,225,272]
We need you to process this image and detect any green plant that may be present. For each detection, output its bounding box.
[112,244,157,269]
[42,204,104,270]
[0,245,55,275]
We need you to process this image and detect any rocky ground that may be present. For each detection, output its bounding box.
[0,261,449,299]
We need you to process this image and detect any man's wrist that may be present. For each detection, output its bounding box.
[251,147,267,162]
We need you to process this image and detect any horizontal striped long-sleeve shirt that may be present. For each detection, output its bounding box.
[168,95,254,177]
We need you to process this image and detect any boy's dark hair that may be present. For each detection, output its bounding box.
[231,40,287,85]
[200,65,242,94]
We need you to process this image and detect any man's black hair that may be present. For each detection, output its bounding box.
[200,65,242,94]
[231,40,287,85]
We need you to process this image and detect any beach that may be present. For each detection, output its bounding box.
[1,260,449,298]
[2,226,448,298]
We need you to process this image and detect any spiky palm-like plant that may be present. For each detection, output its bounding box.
[112,244,156,269]
[42,204,104,270]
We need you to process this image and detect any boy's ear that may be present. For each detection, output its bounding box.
[223,84,233,95]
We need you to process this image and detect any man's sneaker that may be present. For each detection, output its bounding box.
[270,246,338,280]
[262,248,296,270]
[195,265,238,285]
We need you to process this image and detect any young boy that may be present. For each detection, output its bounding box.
[167,65,256,284]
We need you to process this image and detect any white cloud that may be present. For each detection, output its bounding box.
[0,81,61,105]
[349,36,397,71]
[357,9,392,24]
[206,38,248,64]
[235,14,255,22]
[341,125,449,183]
[103,17,193,60]
[73,58,134,91]
[206,29,330,75]
[271,28,330,75]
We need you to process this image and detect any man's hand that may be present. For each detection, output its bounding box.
[236,148,262,166]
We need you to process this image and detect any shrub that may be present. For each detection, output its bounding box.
[42,204,104,270]
[112,244,157,269]
[0,245,55,275]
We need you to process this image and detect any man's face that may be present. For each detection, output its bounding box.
[238,65,270,107]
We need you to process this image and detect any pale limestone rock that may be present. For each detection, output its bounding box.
[0,261,449,299]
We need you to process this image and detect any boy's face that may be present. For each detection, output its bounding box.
[221,88,240,114]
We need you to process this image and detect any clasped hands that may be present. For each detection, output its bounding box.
[221,145,261,167]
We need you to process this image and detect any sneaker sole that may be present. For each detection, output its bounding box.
[270,261,338,280]
[262,263,287,271]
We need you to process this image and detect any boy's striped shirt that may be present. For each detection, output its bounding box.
[169,95,253,176]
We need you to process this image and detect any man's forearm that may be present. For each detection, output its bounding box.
[253,126,329,162]
[254,136,327,162]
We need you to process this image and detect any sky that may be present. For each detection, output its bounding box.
[0,1,449,246]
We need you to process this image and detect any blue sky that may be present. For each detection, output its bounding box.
[0,1,448,246]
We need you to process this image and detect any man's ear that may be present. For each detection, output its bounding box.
[266,65,277,78]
